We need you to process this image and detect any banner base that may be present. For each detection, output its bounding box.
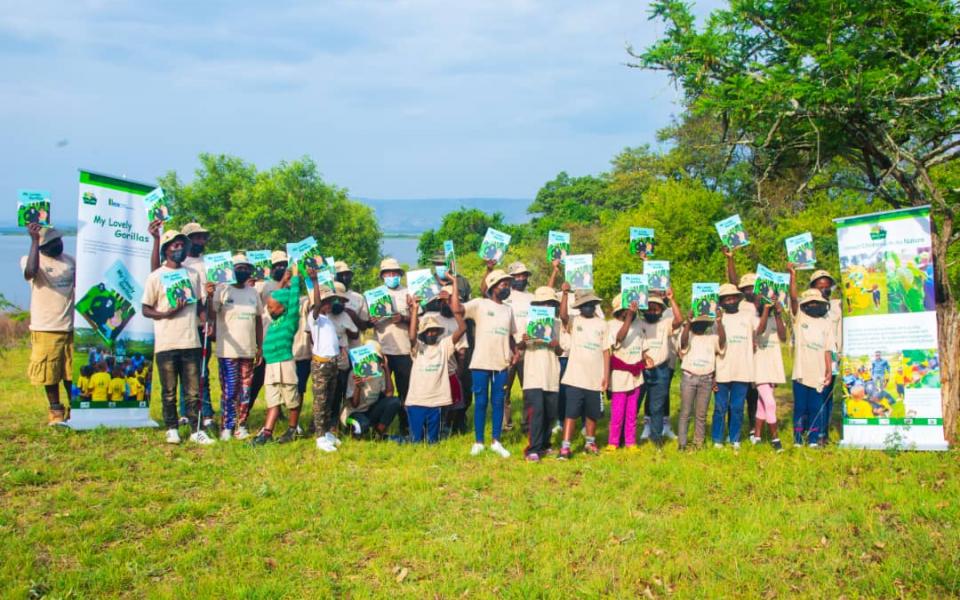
[65,409,158,431]
[839,440,950,451]
[840,424,949,452]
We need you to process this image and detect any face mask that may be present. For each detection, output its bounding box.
[496,287,511,301]
[335,273,353,288]
[384,275,401,289]
[39,240,63,257]
[511,279,528,292]
[818,287,832,300]
[579,304,597,318]
[271,266,286,282]
[268,305,286,320]
[742,290,756,303]
[425,301,442,314]
[721,301,740,314]
[331,302,345,315]
[440,304,454,319]
[235,270,251,285]
[421,333,440,345]
[169,248,187,264]
[435,266,448,280]
[802,303,829,318]
[643,312,661,323]
[188,242,204,257]
[691,322,710,335]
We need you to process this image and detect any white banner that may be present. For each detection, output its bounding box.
[67,170,158,430]
[834,206,947,450]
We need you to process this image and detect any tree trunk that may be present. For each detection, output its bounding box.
[937,303,959,444]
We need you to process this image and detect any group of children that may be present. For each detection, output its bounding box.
[75,353,150,404]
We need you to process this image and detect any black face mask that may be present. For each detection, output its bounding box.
[579,304,597,318]
[440,304,454,318]
[271,266,286,282]
[425,301,442,314]
[39,240,63,257]
[235,270,251,285]
[188,242,204,257]
[336,273,353,288]
[169,248,187,265]
[511,279,528,292]
[496,287,511,301]
[421,333,440,345]
[643,312,661,323]
[691,322,711,335]
[721,301,740,314]
[802,303,829,318]
[817,287,832,300]
[742,291,756,304]
[331,302,345,315]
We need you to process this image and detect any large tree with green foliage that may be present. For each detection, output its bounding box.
[636,0,960,442]
[158,154,382,287]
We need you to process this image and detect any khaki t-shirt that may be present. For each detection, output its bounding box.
[20,254,75,332]
[212,284,262,359]
[522,318,564,392]
[344,289,369,347]
[608,318,648,392]
[637,314,675,368]
[142,266,201,353]
[506,289,534,343]
[754,312,786,385]
[828,298,842,352]
[182,256,208,300]
[292,296,313,361]
[561,315,607,392]
[715,309,757,383]
[424,311,467,374]
[464,298,515,371]
[407,337,455,407]
[792,309,835,388]
[374,287,411,356]
[681,332,721,376]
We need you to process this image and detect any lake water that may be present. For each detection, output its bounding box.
[1,234,421,310]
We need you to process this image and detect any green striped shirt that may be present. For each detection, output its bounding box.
[262,276,301,365]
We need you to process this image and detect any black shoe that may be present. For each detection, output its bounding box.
[772,439,784,453]
[277,428,301,444]
[251,431,273,446]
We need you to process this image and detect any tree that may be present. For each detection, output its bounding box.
[416,207,523,266]
[527,172,621,234]
[158,154,382,287]
[636,0,960,442]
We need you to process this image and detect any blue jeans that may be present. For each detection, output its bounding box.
[792,381,825,445]
[472,369,508,443]
[407,405,441,444]
[643,364,673,445]
[712,381,749,444]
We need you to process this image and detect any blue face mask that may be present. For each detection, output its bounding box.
[436,265,448,280]
[384,275,401,289]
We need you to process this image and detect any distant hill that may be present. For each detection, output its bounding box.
[356,197,532,235]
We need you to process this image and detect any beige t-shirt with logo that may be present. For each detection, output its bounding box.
[754,312,786,385]
[637,314,675,368]
[407,337,455,408]
[373,287,411,356]
[292,296,313,361]
[607,318,648,392]
[212,284,262,359]
[715,309,757,383]
[20,254,75,332]
[561,315,607,392]
[142,266,201,353]
[506,289,534,343]
[522,318,564,392]
[464,298,515,371]
[792,309,835,388]
[681,332,722,376]
[344,289,370,345]
[424,310,467,374]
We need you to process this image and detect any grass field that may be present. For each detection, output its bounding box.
[2,341,959,598]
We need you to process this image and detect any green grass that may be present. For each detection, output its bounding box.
[1,342,959,598]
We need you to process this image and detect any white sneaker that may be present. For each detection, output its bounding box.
[190,430,215,445]
[324,431,342,447]
[316,437,338,452]
[165,429,181,444]
[490,441,511,458]
[663,422,677,440]
[178,417,189,426]
[552,423,562,435]
[470,443,485,456]
[732,441,741,450]
[234,426,250,440]
[640,419,651,441]
[749,434,760,445]
[220,428,233,442]
[203,418,215,429]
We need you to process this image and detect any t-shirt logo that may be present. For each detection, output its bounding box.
[487,311,495,317]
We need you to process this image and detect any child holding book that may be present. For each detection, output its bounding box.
[406,278,466,444]
[342,342,400,439]
[519,286,565,461]
[677,312,726,449]
[607,297,652,451]
[790,289,835,447]
[557,285,609,459]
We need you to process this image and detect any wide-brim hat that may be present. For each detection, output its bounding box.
[799,288,829,306]
[159,230,188,254]
[334,260,352,274]
[38,227,63,246]
[418,314,444,334]
[533,286,558,304]
[508,261,531,276]
[692,315,715,323]
[719,283,742,298]
[809,269,835,286]
[484,269,512,292]
[738,273,757,289]
[572,289,601,308]
[379,257,404,274]
[181,222,209,237]
[646,295,665,307]
[270,250,288,265]
[232,253,251,268]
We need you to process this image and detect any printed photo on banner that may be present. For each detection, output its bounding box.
[715,214,750,250]
[547,231,570,264]
[478,227,511,264]
[564,254,593,290]
[691,283,719,318]
[785,232,816,269]
[620,273,649,309]
[629,227,655,258]
[17,189,51,227]
[643,260,670,292]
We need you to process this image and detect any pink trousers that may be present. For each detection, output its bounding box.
[608,387,641,447]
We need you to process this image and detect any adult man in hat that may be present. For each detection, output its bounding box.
[142,229,211,445]
[22,223,76,425]
[373,257,413,434]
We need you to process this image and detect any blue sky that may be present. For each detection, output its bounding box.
[1,0,723,217]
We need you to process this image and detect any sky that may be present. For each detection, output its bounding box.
[1,0,724,219]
